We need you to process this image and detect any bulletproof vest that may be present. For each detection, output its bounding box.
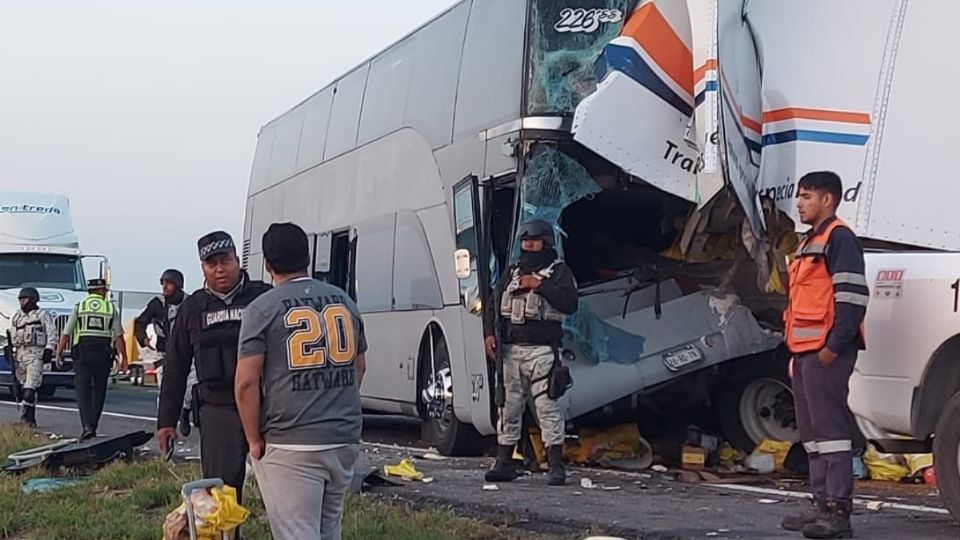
[499,262,566,324]
[11,310,48,348]
[154,294,186,340]
[192,283,267,391]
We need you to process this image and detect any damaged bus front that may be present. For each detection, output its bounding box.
[486,0,791,450]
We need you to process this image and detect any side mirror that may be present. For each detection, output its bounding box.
[454,249,472,279]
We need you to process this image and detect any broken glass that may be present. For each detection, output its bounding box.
[526,0,633,116]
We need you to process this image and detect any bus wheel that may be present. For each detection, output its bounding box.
[716,366,798,452]
[420,334,482,456]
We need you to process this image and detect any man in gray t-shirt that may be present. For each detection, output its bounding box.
[236,223,367,540]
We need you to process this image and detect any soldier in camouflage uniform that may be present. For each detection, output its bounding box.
[10,287,57,427]
[483,220,578,486]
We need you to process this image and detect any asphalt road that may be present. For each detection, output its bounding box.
[1,384,957,539]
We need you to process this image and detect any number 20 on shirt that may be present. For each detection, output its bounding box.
[284,305,356,370]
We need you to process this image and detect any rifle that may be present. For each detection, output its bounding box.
[5,330,22,404]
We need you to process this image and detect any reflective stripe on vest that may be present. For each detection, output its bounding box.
[783,218,866,353]
[74,293,115,343]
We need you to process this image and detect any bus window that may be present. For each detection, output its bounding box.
[354,215,396,313]
[454,182,481,315]
[313,230,351,293]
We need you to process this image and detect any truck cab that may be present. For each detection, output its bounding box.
[0,193,107,398]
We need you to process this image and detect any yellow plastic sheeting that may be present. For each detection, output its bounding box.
[383,459,423,481]
[164,485,249,540]
[751,439,793,471]
[563,423,653,468]
[863,445,910,482]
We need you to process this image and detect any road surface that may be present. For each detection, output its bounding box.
[1,383,956,539]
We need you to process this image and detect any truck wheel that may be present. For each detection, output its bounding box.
[419,334,483,456]
[933,391,960,520]
[37,385,56,399]
[716,369,798,452]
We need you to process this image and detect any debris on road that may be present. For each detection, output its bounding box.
[383,459,424,481]
[564,423,653,469]
[866,500,885,511]
[757,498,781,504]
[482,484,499,491]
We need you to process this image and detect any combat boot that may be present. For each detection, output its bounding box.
[802,500,853,539]
[19,389,37,428]
[781,498,828,531]
[485,445,519,482]
[547,445,566,486]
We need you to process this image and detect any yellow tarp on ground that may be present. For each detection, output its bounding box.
[561,423,652,468]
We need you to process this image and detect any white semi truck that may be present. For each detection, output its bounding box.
[0,192,109,398]
[711,0,960,520]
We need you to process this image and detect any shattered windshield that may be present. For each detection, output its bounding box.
[526,0,633,116]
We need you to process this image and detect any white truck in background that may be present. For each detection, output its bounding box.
[0,192,110,398]
[713,0,960,520]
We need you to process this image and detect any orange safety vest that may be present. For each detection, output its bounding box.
[784,218,865,354]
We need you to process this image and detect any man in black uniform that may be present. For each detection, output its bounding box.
[157,231,271,501]
[135,268,193,435]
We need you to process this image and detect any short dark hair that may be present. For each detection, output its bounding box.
[798,171,843,205]
[262,222,310,274]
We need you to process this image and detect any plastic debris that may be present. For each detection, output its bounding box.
[905,453,933,476]
[652,465,668,473]
[482,484,500,491]
[581,478,597,489]
[863,445,910,482]
[383,459,423,481]
[164,484,248,540]
[422,477,435,484]
[21,477,88,494]
[865,501,884,512]
[746,452,776,474]
[563,423,653,468]
[749,439,793,471]
[758,499,780,504]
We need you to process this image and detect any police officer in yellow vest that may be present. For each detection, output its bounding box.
[56,278,128,440]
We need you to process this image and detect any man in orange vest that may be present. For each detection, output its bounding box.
[781,172,868,539]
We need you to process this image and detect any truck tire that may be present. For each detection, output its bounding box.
[933,391,960,520]
[716,366,798,453]
[419,335,483,456]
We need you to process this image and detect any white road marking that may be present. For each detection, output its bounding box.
[0,400,157,422]
[708,483,950,515]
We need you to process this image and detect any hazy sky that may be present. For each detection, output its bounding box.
[0,0,456,291]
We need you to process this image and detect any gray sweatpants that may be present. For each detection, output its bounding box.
[252,443,360,540]
[792,348,858,505]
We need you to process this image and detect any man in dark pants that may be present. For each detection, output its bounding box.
[156,231,271,503]
[56,279,128,440]
[135,268,194,436]
[781,172,868,539]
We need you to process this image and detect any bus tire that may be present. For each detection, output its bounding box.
[419,334,482,457]
[716,362,798,453]
[933,391,960,520]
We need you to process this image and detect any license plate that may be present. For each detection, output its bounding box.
[663,345,704,372]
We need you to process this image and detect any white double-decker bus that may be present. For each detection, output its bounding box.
[242,0,788,455]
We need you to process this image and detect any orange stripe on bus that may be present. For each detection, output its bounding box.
[694,59,717,84]
[762,108,871,124]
